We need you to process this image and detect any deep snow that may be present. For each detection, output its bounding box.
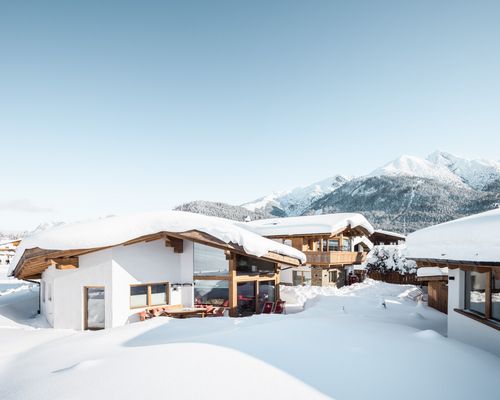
[0,279,499,400]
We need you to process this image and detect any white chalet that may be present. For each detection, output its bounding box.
[9,211,305,330]
[407,208,500,356]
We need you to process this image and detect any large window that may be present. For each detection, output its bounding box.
[258,281,276,312]
[130,283,168,309]
[493,270,500,322]
[236,255,275,275]
[194,243,229,276]
[194,280,229,306]
[465,271,486,316]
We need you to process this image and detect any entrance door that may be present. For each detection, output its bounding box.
[85,287,105,330]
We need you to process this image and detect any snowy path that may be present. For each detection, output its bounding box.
[0,280,499,400]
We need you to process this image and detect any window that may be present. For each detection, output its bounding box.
[329,270,338,283]
[465,271,486,316]
[492,270,500,322]
[194,280,229,306]
[130,283,168,308]
[236,255,275,275]
[194,243,229,276]
[150,284,168,306]
[325,240,339,251]
[342,238,351,252]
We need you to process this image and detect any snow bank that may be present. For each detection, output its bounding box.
[407,208,500,262]
[10,211,306,274]
[244,213,374,237]
[1,279,500,400]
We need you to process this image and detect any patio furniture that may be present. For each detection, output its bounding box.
[212,307,226,317]
[261,301,274,314]
[274,300,286,314]
[162,307,209,319]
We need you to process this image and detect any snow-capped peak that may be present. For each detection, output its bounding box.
[427,151,500,190]
[242,175,350,216]
[368,154,466,186]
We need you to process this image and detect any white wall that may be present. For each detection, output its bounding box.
[110,239,194,327]
[41,239,195,330]
[448,268,500,357]
[42,249,114,330]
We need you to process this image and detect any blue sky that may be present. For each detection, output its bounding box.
[1,1,499,231]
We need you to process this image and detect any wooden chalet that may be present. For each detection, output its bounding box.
[245,214,375,287]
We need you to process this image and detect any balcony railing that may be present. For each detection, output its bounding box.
[304,251,367,265]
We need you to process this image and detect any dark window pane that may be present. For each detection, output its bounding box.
[237,282,256,316]
[236,255,275,275]
[150,284,167,306]
[465,271,486,316]
[258,281,276,312]
[194,280,229,306]
[130,285,148,308]
[492,270,500,322]
[194,243,229,276]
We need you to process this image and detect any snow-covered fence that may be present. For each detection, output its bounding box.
[366,271,418,285]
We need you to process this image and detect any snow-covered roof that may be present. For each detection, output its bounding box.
[244,213,374,237]
[10,211,306,274]
[417,267,448,278]
[352,236,374,250]
[373,230,406,240]
[407,208,500,263]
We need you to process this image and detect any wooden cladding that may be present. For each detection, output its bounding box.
[305,251,367,266]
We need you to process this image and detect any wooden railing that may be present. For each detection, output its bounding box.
[304,251,367,265]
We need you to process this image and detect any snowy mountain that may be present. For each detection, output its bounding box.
[368,154,467,187]
[427,151,500,190]
[175,201,274,221]
[242,175,350,216]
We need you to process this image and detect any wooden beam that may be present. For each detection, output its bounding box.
[165,236,183,253]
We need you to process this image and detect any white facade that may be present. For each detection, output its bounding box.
[40,239,195,330]
[447,268,500,357]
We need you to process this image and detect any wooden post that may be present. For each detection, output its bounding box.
[228,255,238,317]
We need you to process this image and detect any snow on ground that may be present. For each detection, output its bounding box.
[1,280,499,400]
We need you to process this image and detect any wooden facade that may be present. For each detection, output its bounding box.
[268,229,369,287]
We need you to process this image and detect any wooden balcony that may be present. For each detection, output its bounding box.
[304,251,367,266]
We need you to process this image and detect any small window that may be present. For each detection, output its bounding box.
[329,270,338,283]
[150,284,168,306]
[130,283,169,309]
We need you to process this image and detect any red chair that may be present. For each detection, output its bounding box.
[274,300,286,314]
[222,300,229,307]
[261,302,274,314]
[139,311,148,321]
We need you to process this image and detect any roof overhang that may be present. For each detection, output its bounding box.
[412,257,500,271]
[12,229,302,280]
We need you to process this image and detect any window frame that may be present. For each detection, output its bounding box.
[130,282,170,309]
[457,268,500,330]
